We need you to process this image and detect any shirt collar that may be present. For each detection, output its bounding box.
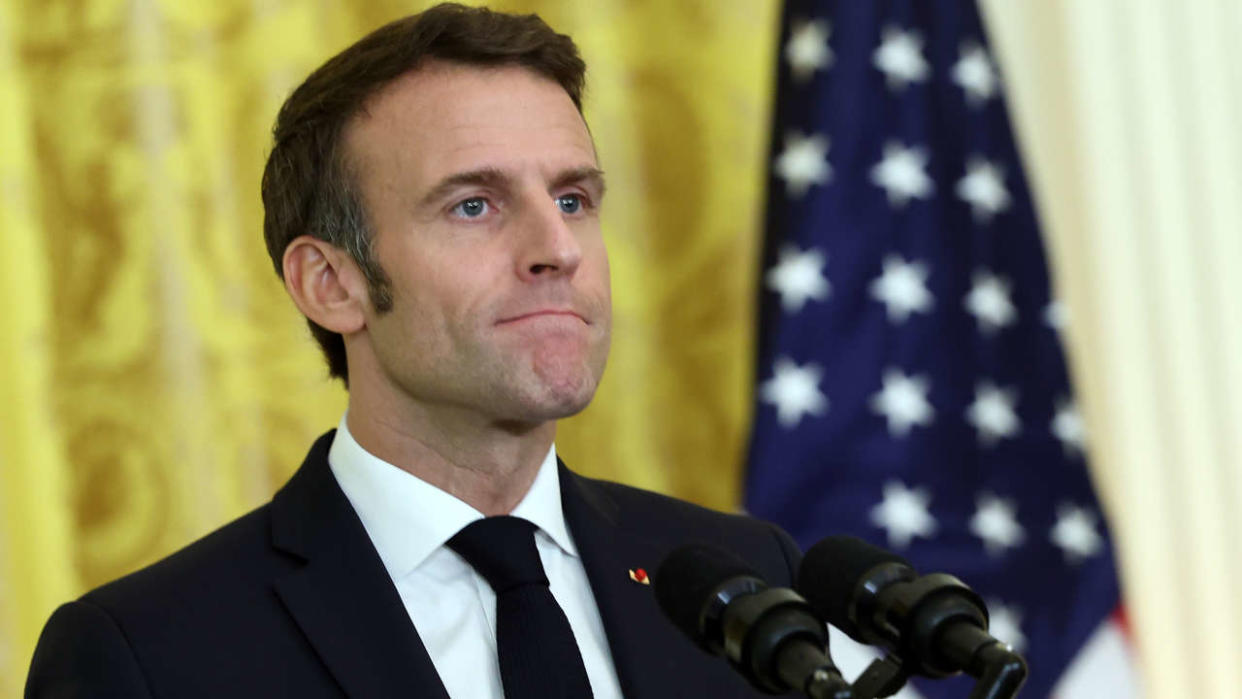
[327,415,577,580]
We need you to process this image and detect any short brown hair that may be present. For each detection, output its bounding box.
[261,3,586,385]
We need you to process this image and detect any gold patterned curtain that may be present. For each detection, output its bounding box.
[0,1,779,691]
[8,0,1242,696]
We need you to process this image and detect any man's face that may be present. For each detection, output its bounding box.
[344,61,611,428]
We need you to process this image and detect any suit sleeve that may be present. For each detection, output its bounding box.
[26,600,154,699]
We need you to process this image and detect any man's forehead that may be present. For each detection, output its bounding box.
[351,61,584,137]
[344,59,596,179]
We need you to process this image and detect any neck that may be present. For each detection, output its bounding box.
[344,395,555,517]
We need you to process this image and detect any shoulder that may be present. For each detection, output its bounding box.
[57,501,308,685]
[563,469,802,585]
[27,504,301,697]
[80,432,341,617]
[82,504,291,617]
[574,474,765,530]
[27,597,156,697]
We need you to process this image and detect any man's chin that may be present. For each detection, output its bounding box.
[487,343,608,423]
[532,382,599,419]
[491,390,594,435]
[503,373,600,422]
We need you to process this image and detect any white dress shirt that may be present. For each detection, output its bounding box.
[327,417,624,699]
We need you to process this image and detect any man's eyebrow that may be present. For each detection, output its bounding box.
[418,167,508,208]
[417,165,607,209]
[552,166,607,198]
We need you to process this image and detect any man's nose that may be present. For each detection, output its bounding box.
[516,198,582,281]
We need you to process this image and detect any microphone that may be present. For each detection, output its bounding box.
[797,536,1027,692]
[654,544,852,699]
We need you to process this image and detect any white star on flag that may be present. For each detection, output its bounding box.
[1052,398,1087,457]
[870,141,934,207]
[965,270,1017,334]
[870,368,934,437]
[966,381,1021,446]
[870,255,933,323]
[969,493,1025,555]
[761,357,828,429]
[774,131,831,199]
[785,19,833,83]
[1044,300,1068,330]
[986,599,1028,653]
[956,157,1011,222]
[873,26,930,91]
[952,42,1000,107]
[766,245,830,314]
[870,480,937,548]
[1050,503,1104,563]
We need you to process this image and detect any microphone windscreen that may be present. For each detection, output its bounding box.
[654,544,759,644]
[797,535,910,633]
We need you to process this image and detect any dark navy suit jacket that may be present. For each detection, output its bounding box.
[27,431,802,697]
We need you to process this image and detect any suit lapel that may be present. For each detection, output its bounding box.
[270,431,450,699]
[560,463,706,698]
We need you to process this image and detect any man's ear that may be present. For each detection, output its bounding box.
[282,235,369,335]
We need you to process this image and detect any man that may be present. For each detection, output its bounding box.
[27,5,801,697]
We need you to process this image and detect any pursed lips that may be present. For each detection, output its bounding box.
[496,309,589,325]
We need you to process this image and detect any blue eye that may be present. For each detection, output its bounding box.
[452,198,489,218]
[556,194,583,214]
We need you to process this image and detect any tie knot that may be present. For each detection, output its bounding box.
[448,516,548,593]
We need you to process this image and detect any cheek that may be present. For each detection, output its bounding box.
[597,246,612,286]
[415,269,506,350]
[580,252,611,330]
[390,249,479,315]
[582,239,611,291]
[369,265,447,344]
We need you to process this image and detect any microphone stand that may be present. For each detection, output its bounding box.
[846,643,1027,699]
[850,655,909,699]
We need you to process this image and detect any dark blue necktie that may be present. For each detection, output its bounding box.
[447,516,594,698]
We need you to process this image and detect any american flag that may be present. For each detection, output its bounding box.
[744,2,1138,696]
